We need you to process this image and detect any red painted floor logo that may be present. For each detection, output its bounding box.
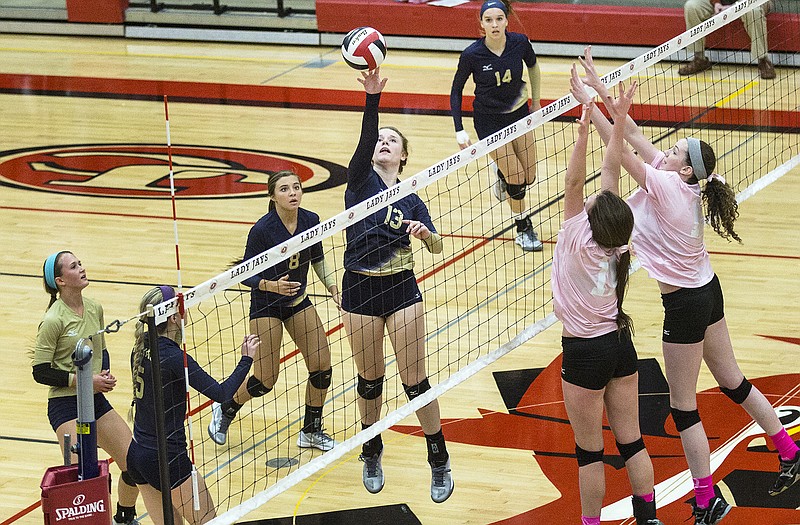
[394,336,800,524]
[0,144,346,198]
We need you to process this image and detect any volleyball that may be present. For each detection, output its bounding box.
[341,27,387,70]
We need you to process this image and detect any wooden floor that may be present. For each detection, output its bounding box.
[1,35,799,525]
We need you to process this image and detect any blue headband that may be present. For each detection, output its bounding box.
[44,251,64,290]
[687,138,708,182]
[158,285,176,302]
[480,0,507,17]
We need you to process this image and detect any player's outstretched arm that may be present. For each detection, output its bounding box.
[564,102,593,221]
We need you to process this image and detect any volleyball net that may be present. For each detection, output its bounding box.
[139,0,799,521]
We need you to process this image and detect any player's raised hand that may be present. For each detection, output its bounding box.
[570,64,593,105]
[605,81,638,123]
[358,67,388,94]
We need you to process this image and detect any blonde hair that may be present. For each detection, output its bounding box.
[129,286,176,421]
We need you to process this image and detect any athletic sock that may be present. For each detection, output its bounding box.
[581,516,600,525]
[361,423,383,456]
[221,399,243,418]
[693,475,715,509]
[515,216,531,233]
[769,428,800,461]
[425,429,449,467]
[302,405,323,434]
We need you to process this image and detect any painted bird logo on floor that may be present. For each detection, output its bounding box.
[393,335,800,525]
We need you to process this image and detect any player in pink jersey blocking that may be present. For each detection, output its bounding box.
[571,47,800,525]
[554,82,663,525]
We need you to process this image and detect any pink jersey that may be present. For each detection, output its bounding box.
[552,209,622,338]
[626,158,714,288]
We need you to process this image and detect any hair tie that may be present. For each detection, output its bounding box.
[44,251,65,290]
[687,137,708,182]
[707,173,726,184]
[615,244,630,256]
[480,0,508,17]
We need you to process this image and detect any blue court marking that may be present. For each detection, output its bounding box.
[261,50,340,84]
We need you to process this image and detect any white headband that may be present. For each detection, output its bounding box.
[687,138,707,182]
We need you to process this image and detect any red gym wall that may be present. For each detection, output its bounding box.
[316,0,799,52]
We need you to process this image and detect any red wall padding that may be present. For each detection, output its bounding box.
[317,0,798,52]
[66,0,129,23]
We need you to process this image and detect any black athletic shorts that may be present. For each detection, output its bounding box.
[342,270,422,318]
[47,393,114,432]
[473,104,531,140]
[126,439,192,491]
[250,295,312,322]
[561,329,638,390]
[661,274,725,344]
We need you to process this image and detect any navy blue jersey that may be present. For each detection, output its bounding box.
[242,208,324,307]
[132,336,252,454]
[344,92,437,275]
[450,31,537,132]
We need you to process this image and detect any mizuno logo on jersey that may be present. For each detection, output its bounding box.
[482,64,493,71]
[663,329,670,336]
[67,330,79,337]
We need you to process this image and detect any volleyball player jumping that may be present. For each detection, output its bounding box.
[555,85,663,525]
[572,48,800,525]
[342,68,454,503]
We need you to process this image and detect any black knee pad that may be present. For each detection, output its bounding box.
[615,437,645,462]
[120,470,137,488]
[671,407,701,432]
[357,374,384,400]
[402,377,431,401]
[507,182,527,200]
[720,377,752,405]
[575,444,604,467]
[246,376,272,398]
[308,368,332,390]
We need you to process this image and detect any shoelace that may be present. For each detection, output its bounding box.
[431,465,451,487]
[360,454,380,476]
[217,412,233,433]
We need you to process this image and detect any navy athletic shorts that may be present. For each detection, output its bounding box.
[47,393,114,432]
[342,270,422,318]
[126,439,192,491]
[561,329,638,390]
[473,104,531,140]
[250,295,313,322]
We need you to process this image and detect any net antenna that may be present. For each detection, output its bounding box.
[163,94,202,511]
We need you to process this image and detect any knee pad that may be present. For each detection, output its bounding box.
[246,376,272,398]
[308,368,332,390]
[357,374,384,400]
[507,182,527,201]
[120,470,137,488]
[575,444,604,467]
[615,437,645,462]
[402,378,431,401]
[670,407,701,432]
[720,377,752,405]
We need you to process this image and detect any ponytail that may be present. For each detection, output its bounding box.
[702,177,741,243]
[615,250,634,336]
[129,286,173,421]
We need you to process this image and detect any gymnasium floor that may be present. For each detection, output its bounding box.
[0,34,798,525]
